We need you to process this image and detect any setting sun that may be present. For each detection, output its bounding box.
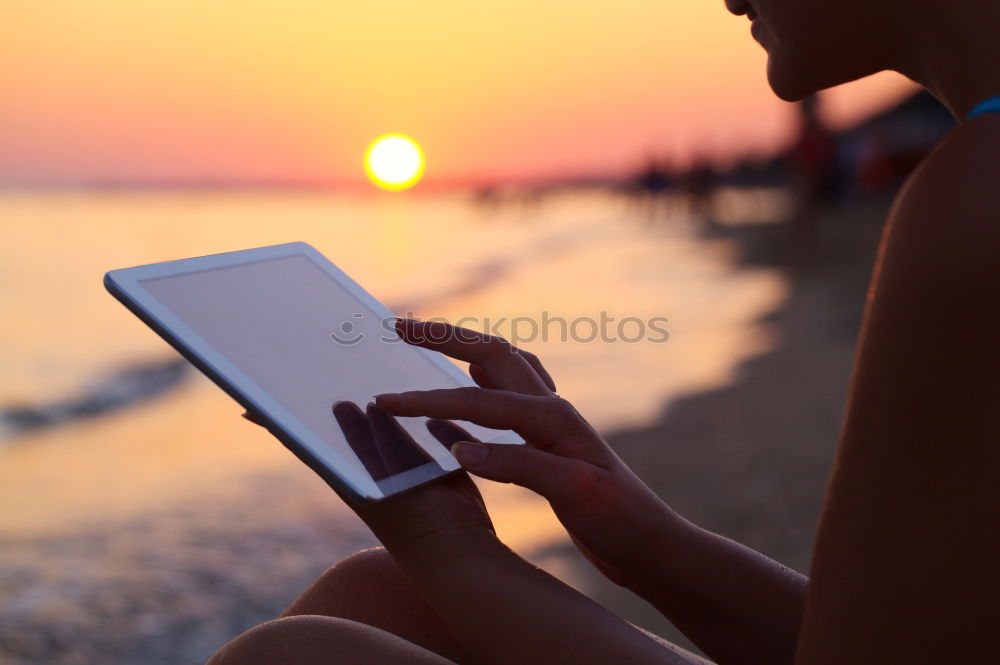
[364,134,425,191]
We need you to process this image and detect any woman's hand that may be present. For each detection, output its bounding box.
[243,402,497,555]
[375,319,683,587]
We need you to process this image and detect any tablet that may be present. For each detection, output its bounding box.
[104,241,521,501]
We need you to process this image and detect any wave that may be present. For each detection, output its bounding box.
[1,357,190,439]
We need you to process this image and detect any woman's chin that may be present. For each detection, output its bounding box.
[766,50,884,102]
[766,59,819,102]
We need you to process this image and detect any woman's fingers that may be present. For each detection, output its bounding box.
[332,401,374,446]
[241,410,265,427]
[377,388,566,442]
[425,418,482,447]
[332,401,389,481]
[511,350,557,393]
[365,402,435,475]
[468,364,495,389]
[376,388,605,464]
[396,319,555,395]
[451,440,600,507]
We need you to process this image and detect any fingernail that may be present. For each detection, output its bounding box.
[451,442,490,467]
[374,393,400,402]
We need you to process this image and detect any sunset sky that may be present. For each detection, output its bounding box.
[2,1,917,188]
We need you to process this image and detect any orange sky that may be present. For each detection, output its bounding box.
[1,1,917,188]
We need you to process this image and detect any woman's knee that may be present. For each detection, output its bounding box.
[281,547,468,663]
[283,546,408,618]
[320,546,405,593]
[206,615,452,665]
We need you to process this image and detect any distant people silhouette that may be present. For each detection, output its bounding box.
[683,157,718,227]
[787,94,838,268]
[632,156,674,223]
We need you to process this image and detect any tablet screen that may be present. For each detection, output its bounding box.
[140,253,470,494]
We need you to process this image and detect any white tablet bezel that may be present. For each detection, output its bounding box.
[105,241,514,501]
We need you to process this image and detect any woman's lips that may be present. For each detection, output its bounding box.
[750,17,765,43]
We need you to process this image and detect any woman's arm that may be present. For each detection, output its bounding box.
[620,518,807,665]
[794,123,1000,664]
[379,521,706,665]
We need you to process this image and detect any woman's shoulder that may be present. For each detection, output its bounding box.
[796,121,1000,665]
[893,118,1000,239]
[881,118,1000,284]
[864,117,1000,386]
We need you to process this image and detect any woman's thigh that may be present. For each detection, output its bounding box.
[206,615,457,665]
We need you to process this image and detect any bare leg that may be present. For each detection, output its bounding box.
[281,547,470,663]
[281,547,713,665]
[205,615,457,665]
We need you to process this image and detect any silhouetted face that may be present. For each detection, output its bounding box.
[725,0,897,100]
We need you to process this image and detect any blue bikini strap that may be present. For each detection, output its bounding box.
[967,96,1000,120]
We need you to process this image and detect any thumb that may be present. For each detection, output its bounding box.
[450,441,591,504]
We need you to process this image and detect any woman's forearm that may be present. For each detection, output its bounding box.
[384,525,693,665]
[625,516,808,665]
